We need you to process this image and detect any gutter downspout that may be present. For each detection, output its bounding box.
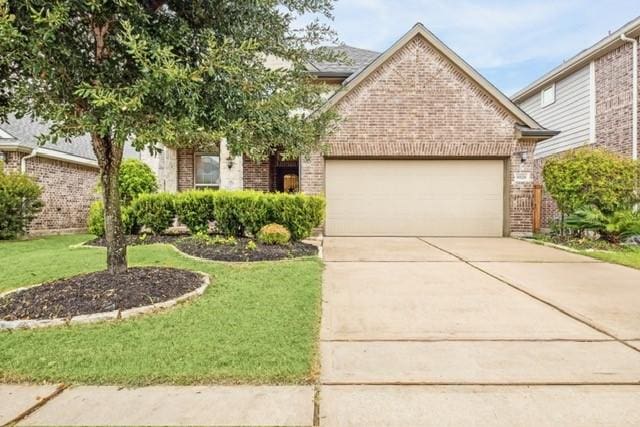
[621,33,638,160]
[21,148,39,173]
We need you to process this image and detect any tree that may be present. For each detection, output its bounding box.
[0,0,338,273]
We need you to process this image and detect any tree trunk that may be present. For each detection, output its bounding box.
[92,134,127,274]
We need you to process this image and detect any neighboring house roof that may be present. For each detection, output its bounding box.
[512,15,640,103]
[0,115,140,166]
[319,23,549,133]
[307,45,380,77]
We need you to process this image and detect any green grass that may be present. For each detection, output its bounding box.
[0,234,323,386]
[579,246,640,270]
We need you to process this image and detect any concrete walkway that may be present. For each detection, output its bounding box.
[4,237,640,426]
[319,237,640,427]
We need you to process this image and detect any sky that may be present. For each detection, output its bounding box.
[313,0,640,96]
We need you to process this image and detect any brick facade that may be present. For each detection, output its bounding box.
[300,34,537,235]
[594,41,636,157]
[242,156,270,191]
[1,150,99,233]
[533,36,640,228]
[177,148,194,191]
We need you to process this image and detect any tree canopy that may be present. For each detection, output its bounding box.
[0,0,339,273]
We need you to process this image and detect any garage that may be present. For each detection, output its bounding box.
[325,159,505,237]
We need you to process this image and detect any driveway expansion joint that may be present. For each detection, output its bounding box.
[419,238,640,355]
[2,384,67,427]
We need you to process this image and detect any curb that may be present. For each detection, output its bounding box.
[0,272,210,331]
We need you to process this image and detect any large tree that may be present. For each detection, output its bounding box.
[0,0,338,273]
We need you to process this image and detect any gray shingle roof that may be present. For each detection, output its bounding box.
[0,115,139,161]
[307,44,380,75]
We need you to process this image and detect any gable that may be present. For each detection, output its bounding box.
[323,33,520,157]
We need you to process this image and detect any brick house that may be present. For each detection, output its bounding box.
[0,116,138,234]
[513,16,640,228]
[146,23,556,237]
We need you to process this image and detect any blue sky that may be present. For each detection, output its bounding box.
[317,0,640,95]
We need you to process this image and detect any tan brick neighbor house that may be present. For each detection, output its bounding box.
[0,116,139,234]
[513,16,640,228]
[148,23,556,237]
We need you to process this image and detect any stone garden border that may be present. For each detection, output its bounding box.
[0,272,210,331]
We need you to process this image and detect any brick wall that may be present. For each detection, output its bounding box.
[1,150,23,172]
[242,156,270,191]
[594,42,635,158]
[533,157,561,228]
[301,33,535,234]
[177,148,194,191]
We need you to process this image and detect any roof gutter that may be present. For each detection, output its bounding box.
[515,125,561,141]
[21,147,39,173]
[621,33,638,160]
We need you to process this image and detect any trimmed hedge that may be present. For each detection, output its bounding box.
[130,193,176,234]
[91,190,325,240]
[175,190,216,234]
[88,200,140,237]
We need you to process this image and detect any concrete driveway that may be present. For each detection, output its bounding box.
[320,237,640,426]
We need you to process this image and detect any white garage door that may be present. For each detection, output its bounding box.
[325,160,505,237]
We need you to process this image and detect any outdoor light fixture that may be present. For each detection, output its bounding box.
[518,151,528,163]
[227,156,234,169]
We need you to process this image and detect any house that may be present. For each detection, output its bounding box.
[513,16,640,227]
[146,23,556,237]
[0,115,139,234]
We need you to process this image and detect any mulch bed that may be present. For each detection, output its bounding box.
[87,235,319,262]
[174,237,318,262]
[0,267,203,321]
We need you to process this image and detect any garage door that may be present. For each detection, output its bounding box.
[325,160,505,236]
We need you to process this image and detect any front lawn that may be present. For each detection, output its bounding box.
[532,235,640,270]
[0,234,322,385]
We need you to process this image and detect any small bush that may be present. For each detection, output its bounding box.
[130,193,175,234]
[257,223,291,245]
[566,207,640,243]
[0,166,43,239]
[87,200,105,237]
[270,193,325,240]
[543,148,638,216]
[87,201,139,237]
[210,235,237,246]
[175,190,216,234]
[245,240,257,251]
[118,159,158,205]
[213,191,246,237]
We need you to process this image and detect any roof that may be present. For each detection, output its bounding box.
[512,15,640,103]
[307,45,380,77]
[0,115,140,162]
[318,23,547,132]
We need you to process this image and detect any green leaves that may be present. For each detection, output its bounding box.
[543,148,639,216]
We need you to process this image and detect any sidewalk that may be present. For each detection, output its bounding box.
[1,385,315,426]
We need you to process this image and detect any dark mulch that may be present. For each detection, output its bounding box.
[0,267,203,321]
[175,237,318,262]
[88,234,179,247]
[87,234,319,262]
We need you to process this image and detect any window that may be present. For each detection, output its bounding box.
[541,84,556,107]
[195,153,220,187]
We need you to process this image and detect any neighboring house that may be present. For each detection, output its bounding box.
[0,116,139,234]
[513,16,640,227]
[145,23,556,237]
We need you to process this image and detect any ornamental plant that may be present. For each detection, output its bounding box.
[257,223,291,245]
[1,0,339,273]
[117,159,158,206]
[0,164,43,239]
[543,148,638,217]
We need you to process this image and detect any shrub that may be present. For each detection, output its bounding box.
[175,190,216,234]
[87,200,106,237]
[245,240,257,251]
[257,223,291,245]
[566,207,640,243]
[543,148,638,216]
[130,193,175,234]
[117,159,158,205]
[0,166,43,239]
[214,190,271,237]
[269,193,325,240]
[88,201,139,237]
